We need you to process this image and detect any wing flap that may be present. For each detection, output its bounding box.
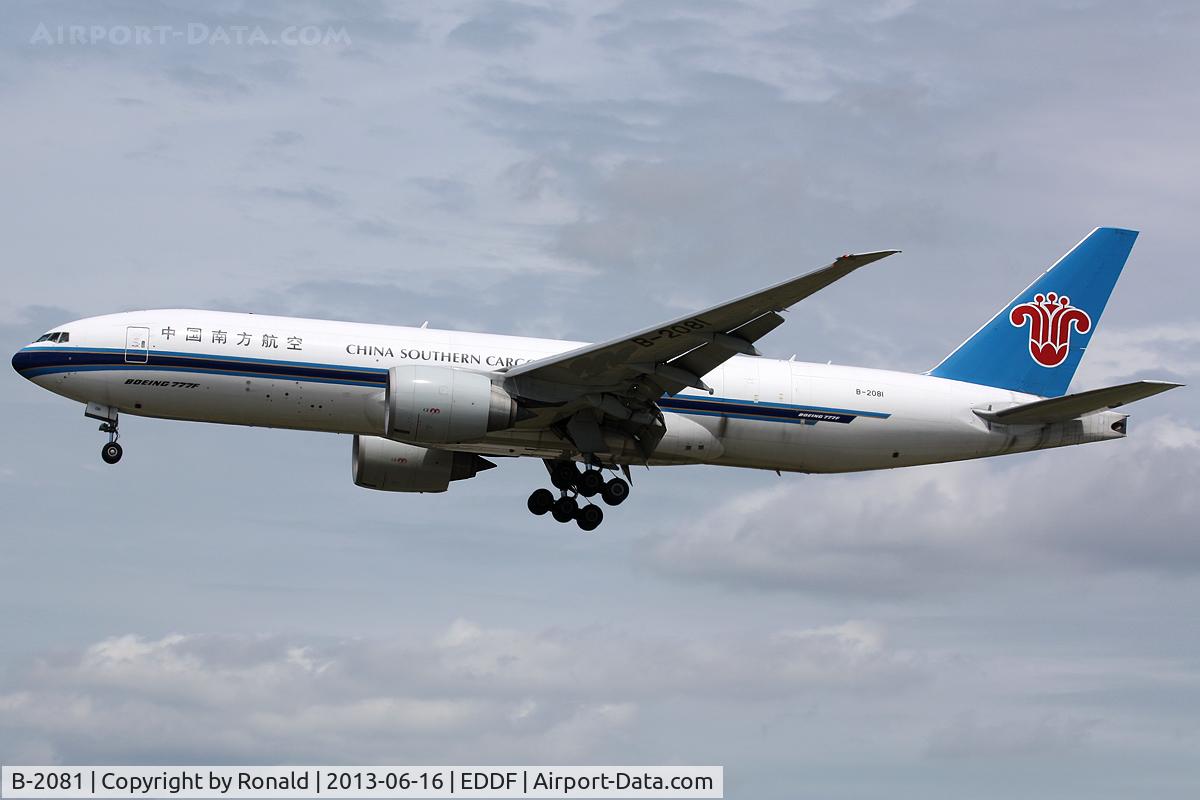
[976,380,1182,425]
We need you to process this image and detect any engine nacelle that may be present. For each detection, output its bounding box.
[385,365,518,444]
[352,435,495,493]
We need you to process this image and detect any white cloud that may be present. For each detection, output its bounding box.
[1075,322,1200,386]
[643,416,1200,595]
[5,621,1198,780]
[0,620,920,763]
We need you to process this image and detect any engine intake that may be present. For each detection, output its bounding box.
[385,365,517,444]
[352,435,495,493]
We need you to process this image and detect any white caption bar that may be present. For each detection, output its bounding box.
[1,767,722,799]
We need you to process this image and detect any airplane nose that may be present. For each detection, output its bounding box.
[12,347,32,379]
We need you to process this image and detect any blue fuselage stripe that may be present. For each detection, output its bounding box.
[14,347,388,386]
[13,347,890,424]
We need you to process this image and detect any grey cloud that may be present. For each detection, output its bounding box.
[594,14,728,53]
[247,58,302,87]
[205,277,580,341]
[5,1,1200,793]
[410,176,475,212]
[451,0,1198,358]
[266,129,304,147]
[254,184,342,210]
[926,711,1096,760]
[350,216,399,238]
[446,3,568,52]
[642,416,1200,597]
[2,306,78,349]
[165,65,250,97]
[123,134,175,162]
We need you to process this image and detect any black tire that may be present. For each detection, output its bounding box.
[601,477,629,506]
[577,469,604,497]
[527,488,554,515]
[101,442,123,465]
[551,496,578,523]
[550,461,580,491]
[576,504,603,531]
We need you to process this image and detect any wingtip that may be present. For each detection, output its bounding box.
[839,249,901,259]
[838,249,901,267]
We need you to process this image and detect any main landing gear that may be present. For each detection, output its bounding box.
[527,460,630,531]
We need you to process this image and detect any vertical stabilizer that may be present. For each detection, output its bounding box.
[929,227,1137,397]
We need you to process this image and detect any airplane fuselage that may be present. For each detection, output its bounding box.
[11,309,1126,474]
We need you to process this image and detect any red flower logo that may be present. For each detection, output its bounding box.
[1010,292,1092,368]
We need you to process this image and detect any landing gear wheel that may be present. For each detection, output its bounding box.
[551,496,579,523]
[576,504,603,531]
[577,469,604,498]
[550,462,580,491]
[601,477,629,506]
[527,488,554,515]
[101,442,123,465]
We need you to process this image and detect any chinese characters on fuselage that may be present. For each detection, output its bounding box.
[160,326,304,351]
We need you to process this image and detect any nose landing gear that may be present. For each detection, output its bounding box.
[529,460,630,530]
[86,403,123,465]
[99,422,122,464]
[86,402,123,465]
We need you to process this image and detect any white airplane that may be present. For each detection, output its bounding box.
[12,227,1181,530]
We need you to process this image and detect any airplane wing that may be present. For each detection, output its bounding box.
[504,250,899,398]
[501,249,899,460]
[975,380,1183,425]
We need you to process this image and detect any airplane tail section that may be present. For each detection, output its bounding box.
[928,227,1138,397]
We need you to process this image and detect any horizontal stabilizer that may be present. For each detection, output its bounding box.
[976,380,1183,425]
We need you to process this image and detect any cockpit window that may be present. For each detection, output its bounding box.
[35,333,53,342]
[57,332,69,343]
[34,332,69,343]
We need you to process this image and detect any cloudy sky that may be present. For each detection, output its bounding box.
[2,1,1199,796]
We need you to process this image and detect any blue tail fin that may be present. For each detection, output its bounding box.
[928,227,1138,397]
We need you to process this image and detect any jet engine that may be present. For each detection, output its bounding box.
[352,435,495,493]
[385,365,518,443]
